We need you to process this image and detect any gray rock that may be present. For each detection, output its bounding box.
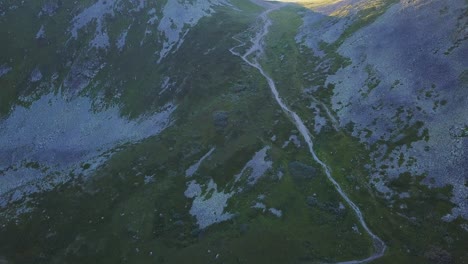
[63,57,104,95]
[306,196,318,207]
[0,64,11,78]
[213,111,229,130]
[40,1,59,17]
[30,68,42,82]
[289,161,317,181]
[269,208,282,218]
[325,0,468,220]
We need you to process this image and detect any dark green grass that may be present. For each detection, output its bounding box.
[259,2,468,263]
[0,0,466,263]
[1,2,377,263]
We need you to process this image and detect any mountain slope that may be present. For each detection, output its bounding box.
[0,0,467,263]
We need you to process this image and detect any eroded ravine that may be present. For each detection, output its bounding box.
[230,1,386,263]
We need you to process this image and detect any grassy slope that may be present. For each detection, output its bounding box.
[0,0,374,263]
[261,1,467,263]
[0,0,170,118]
[0,0,466,263]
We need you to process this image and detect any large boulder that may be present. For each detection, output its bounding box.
[212,111,229,130]
[288,161,317,181]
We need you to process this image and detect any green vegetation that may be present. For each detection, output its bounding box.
[314,130,467,263]
[0,0,466,263]
[259,2,467,263]
[0,1,374,263]
[364,64,381,96]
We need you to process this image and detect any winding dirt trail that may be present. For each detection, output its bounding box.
[229,1,386,263]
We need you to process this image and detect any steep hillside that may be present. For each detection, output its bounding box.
[0,0,466,263]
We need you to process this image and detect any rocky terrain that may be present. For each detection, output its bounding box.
[0,0,466,263]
